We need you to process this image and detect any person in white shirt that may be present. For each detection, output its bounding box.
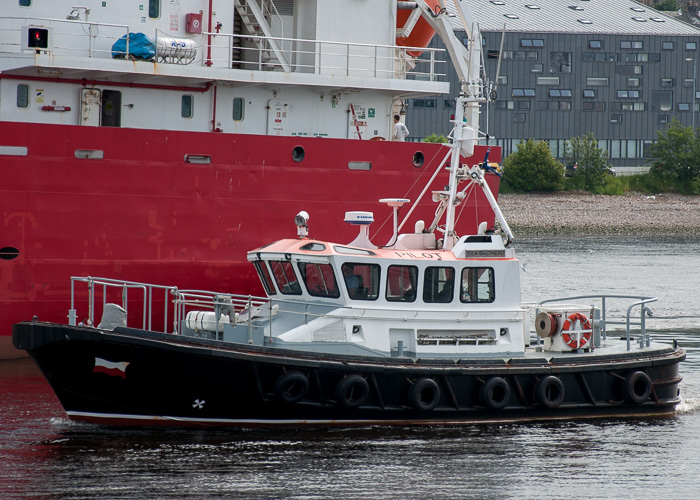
[393,114,409,142]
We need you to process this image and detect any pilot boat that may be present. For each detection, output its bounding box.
[12,97,685,427]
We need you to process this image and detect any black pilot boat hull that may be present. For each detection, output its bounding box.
[13,322,685,428]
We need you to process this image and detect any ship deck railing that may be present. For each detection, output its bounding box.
[535,295,658,351]
[0,16,446,81]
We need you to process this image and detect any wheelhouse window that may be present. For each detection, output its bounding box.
[19,0,31,6]
[460,268,495,303]
[341,263,380,300]
[269,261,301,295]
[386,265,417,302]
[149,0,160,18]
[298,262,340,298]
[181,95,193,118]
[16,84,29,108]
[233,97,245,121]
[254,261,277,295]
[423,267,455,303]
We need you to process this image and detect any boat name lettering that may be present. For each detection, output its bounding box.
[394,252,443,260]
[465,250,506,257]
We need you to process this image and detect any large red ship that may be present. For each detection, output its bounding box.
[0,0,500,357]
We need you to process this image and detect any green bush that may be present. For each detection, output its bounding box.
[422,134,449,143]
[502,140,565,192]
[654,0,679,11]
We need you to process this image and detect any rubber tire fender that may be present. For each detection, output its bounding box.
[335,374,370,408]
[479,376,511,410]
[534,375,565,409]
[408,377,441,411]
[274,370,309,404]
[623,371,652,404]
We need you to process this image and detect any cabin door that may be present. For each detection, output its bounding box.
[80,88,101,126]
[101,90,122,127]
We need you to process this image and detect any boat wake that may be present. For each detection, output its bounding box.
[676,397,700,414]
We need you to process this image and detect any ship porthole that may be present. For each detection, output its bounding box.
[412,151,425,168]
[408,377,440,411]
[623,371,652,405]
[335,374,370,408]
[534,375,565,409]
[292,145,305,163]
[0,247,20,260]
[479,376,511,410]
[274,370,309,404]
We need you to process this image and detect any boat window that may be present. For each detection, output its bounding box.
[149,0,160,19]
[233,97,245,121]
[299,242,326,251]
[423,267,455,303]
[16,84,29,109]
[269,261,302,295]
[298,262,340,299]
[386,265,418,302]
[333,246,376,256]
[181,95,193,118]
[19,0,31,7]
[253,261,277,295]
[460,268,495,303]
[341,263,380,300]
[101,90,122,127]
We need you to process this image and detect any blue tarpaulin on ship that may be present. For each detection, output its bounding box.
[111,33,155,60]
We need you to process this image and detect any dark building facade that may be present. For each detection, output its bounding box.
[406,0,700,171]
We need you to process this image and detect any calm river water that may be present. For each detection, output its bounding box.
[1,236,699,499]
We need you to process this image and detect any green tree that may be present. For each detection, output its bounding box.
[422,134,449,143]
[647,119,700,185]
[502,139,565,192]
[654,0,679,11]
[564,133,610,191]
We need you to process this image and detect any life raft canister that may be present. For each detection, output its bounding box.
[396,0,441,57]
[561,312,592,349]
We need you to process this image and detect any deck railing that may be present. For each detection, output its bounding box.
[536,295,658,351]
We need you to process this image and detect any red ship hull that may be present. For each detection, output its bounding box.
[0,121,500,352]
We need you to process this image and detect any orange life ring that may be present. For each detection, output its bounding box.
[561,312,592,349]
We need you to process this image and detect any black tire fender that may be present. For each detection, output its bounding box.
[479,376,511,410]
[623,371,652,404]
[274,370,309,404]
[408,377,441,411]
[534,375,565,409]
[335,374,370,408]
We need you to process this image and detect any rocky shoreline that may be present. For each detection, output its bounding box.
[497,192,700,236]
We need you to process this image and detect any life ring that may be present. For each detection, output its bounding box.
[561,312,592,349]
[335,374,370,408]
[274,370,309,404]
[479,376,511,410]
[408,377,441,411]
[534,375,565,409]
[623,371,652,404]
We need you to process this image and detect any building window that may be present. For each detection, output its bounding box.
[149,0,160,18]
[531,63,543,73]
[657,114,669,124]
[16,84,29,108]
[684,78,694,87]
[651,90,673,111]
[587,77,609,86]
[495,100,514,109]
[549,89,572,97]
[537,76,560,85]
[616,65,643,75]
[497,75,508,85]
[583,89,595,98]
[513,112,526,123]
[686,42,697,50]
[518,101,531,109]
[660,78,675,88]
[583,52,618,62]
[512,88,535,97]
[617,90,640,98]
[589,40,602,49]
[620,41,643,49]
[679,103,691,111]
[662,41,674,50]
[583,102,605,111]
[628,77,641,87]
[614,102,646,111]
[413,99,437,107]
[549,52,572,73]
[610,114,623,123]
[487,50,500,58]
[232,97,245,120]
[521,39,544,47]
[181,95,193,118]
